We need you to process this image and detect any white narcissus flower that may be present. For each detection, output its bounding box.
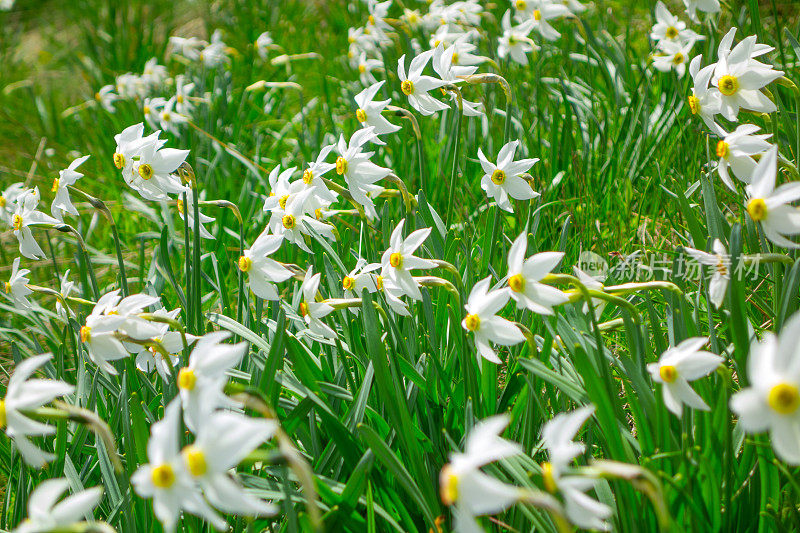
[12,478,103,533]
[297,266,337,339]
[142,57,168,88]
[177,186,215,240]
[132,308,197,382]
[652,40,693,78]
[199,30,228,68]
[354,52,383,86]
[128,135,189,201]
[497,11,537,66]
[1,182,26,224]
[169,36,205,61]
[730,311,800,464]
[685,239,729,308]
[380,219,437,301]
[11,188,58,260]
[650,2,702,46]
[255,31,274,59]
[131,400,226,533]
[354,81,401,140]
[158,97,188,135]
[506,232,568,314]
[334,127,391,219]
[397,50,449,116]
[51,155,89,222]
[540,406,613,531]
[174,75,195,116]
[687,55,722,130]
[94,84,118,113]
[711,28,784,121]
[143,97,167,131]
[647,337,723,416]
[112,123,151,180]
[1,353,74,468]
[56,269,75,320]
[299,145,338,204]
[239,229,293,301]
[515,1,570,41]
[4,257,33,310]
[713,124,772,190]
[181,409,278,517]
[478,140,540,212]
[433,43,484,117]
[745,147,800,249]
[268,188,337,252]
[176,332,247,431]
[439,415,524,532]
[683,0,720,23]
[462,276,525,366]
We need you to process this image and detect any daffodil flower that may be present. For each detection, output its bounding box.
[158,96,189,135]
[439,415,524,532]
[653,40,693,78]
[4,257,33,311]
[682,0,720,23]
[354,81,401,140]
[687,55,722,130]
[498,11,538,66]
[131,308,197,382]
[651,2,703,46]
[712,124,772,191]
[143,96,167,131]
[199,30,229,67]
[174,74,195,116]
[299,145,338,203]
[515,0,570,41]
[334,127,391,219]
[433,43,484,117]
[506,232,568,314]
[10,187,58,260]
[684,239,729,308]
[744,147,800,248]
[478,140,540,212]
[181,409,278,517]
[94,84,118,113]
[176,332,247,431]
[540,406,613,531]
[127,135,189,201]
[296,266,337,339]
[131,400,227,533]
[55,269,75,320]
[268,188,336,252]
[168,35,205,61]
[0,181,25,224]
[255,31,273,60]
[51,154,89,222]
[239,229,292,301]
[462,276,525,366]
[1,353,74,468]
[380,219,437,301]
[12,478,103,533]
[141,57,168,89]
[397,50,450,116]
[711,28,784,121]
[730,311,800,464]
[647,337,722,416]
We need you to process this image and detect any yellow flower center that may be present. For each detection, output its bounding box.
[80,325,91,343]
[12,214,22,231]
[0,196,5,208]
[401,79,415,96]
[509,273,526,292]
[665,26,679,39]
[718,75,739,96]
[177,94,184,104]
[138,163,154,180]
[177,368,197,390]
[368,14,375,25]
[491,168,506,185]
[533,9,542,21]
[439,465,458,505]
[177,198,184,215]
[238,256,252,272]
[0,400,5,429]
[343,276,355,290]
[51,178,60,193]
[143,105,151,115]
[279,194,289,209]
[282,214,296,229]
[688,95,700,115]
[389,252,403,268]
[542,462,557,493]
[376,275,384,291]
[113,152,125,169]
[182,445,208,477]
[303,169,314,184]
[672,52,685,65]
[516,0,527,9]
[768,382,800,415]
[716,141,730,159]
[315,208,324,220]
[464,313,481,331]
[358,64,366,74]
[659,365,678,383]
[747,198,767,222]
[356,108,367,122]
[3,282,10,294]
[151,463,176,488]
[336,156,348,175]
[299,301,309,317]
[162,111,171,122]
[451,52,459,65]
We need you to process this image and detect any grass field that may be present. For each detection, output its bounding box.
[2,0,800,531]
